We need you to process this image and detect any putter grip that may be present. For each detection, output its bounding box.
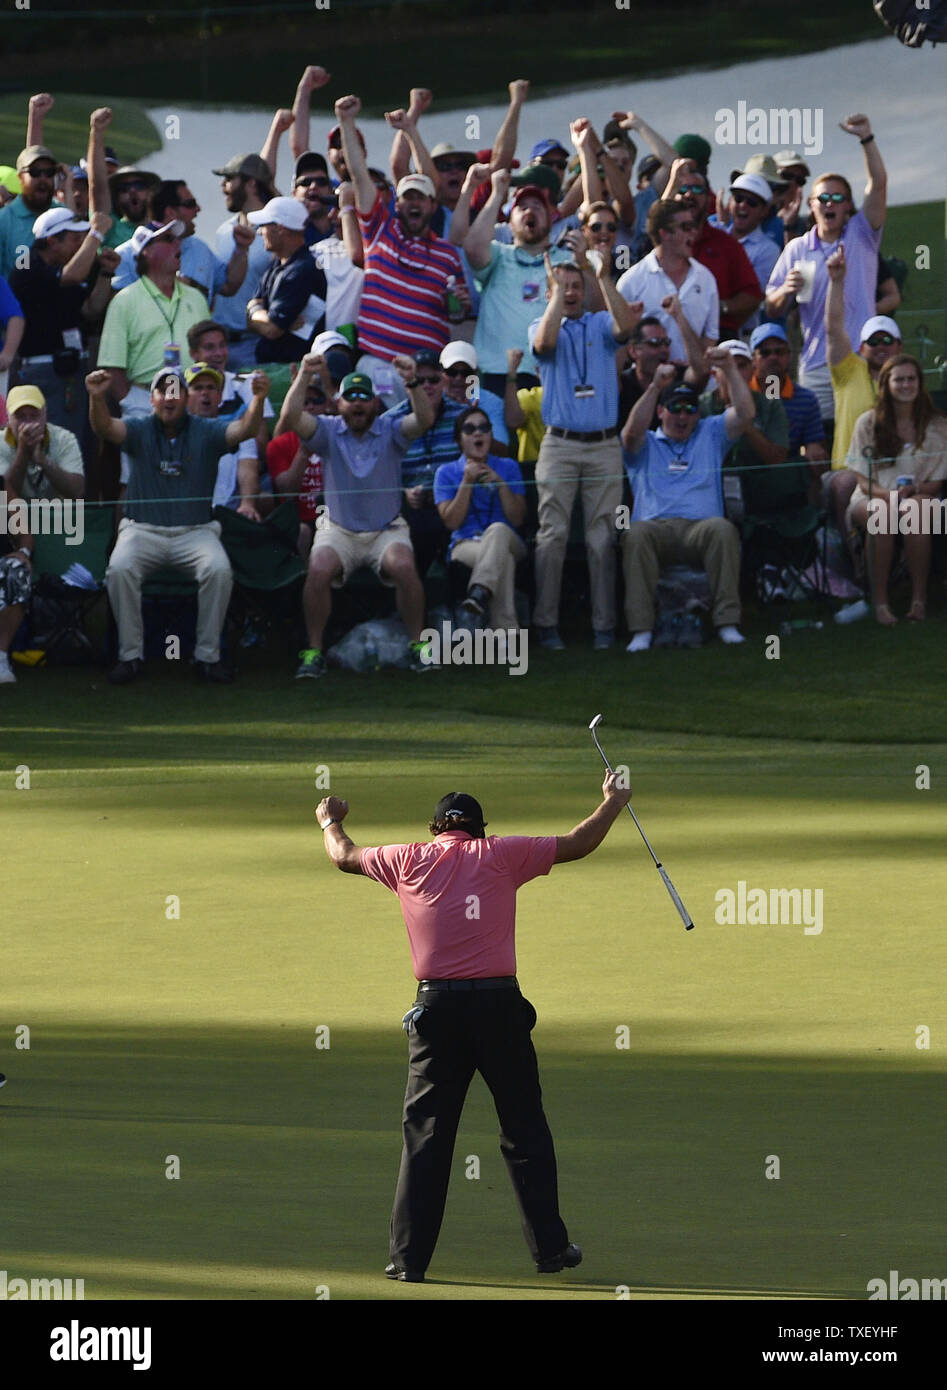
[658,865,694,930]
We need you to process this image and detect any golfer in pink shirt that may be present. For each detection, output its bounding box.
[318,773,632,1282]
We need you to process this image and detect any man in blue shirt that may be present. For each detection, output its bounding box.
[529,255,639,650]
[434,405,526,631]
[280,353,435,677]
[620,352,754,651]
[86,364,269,685]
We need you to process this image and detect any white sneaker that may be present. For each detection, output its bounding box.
[717,625,745,645]
[626,631,653,653]
[0,652,16,684]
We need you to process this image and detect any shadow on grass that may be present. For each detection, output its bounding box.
[2,1023,943,1300]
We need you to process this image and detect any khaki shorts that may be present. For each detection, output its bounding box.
[311,514,413,588]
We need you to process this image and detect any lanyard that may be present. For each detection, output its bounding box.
[562,317,588,385]
[141,279,181,341]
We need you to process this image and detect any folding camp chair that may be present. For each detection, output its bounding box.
[214,501,306,653]
[728,454,826,603]
[29,501,115,663]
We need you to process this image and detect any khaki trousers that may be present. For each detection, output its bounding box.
[620,516,741,633]
[533,431,622,633]
[106,517,232,662]
[451,523,527,630]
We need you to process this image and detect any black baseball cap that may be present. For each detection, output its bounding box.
[658,382,700,408]
[414,348,441,369]
[294,151,329,178]
[433,792,487,834]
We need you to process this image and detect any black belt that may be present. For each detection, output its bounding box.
[418,977,518,992]
[548,426,618,442]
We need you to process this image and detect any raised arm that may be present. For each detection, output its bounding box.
[825,245,852,368]
[388,88,434,186]
[335,94,376,215]
[27,92,55,149]
[463,166,510,270]
[612,110,676,194]
[87,106,115,224]
[282,354,324,439]
[385,106,438,191]
[393,354,435,440]
[707,347,755,440]
[86,370,127,445]
[554,772,633,863]
[316,795,364,874]
[260,109,294,188]
[530,255,569,357]
[448,161,492,249]
[662,294,709,389]
[489,79,530,172]
[224,371,270,448]
[621,361,676,453]
[291,65,331,162]
[840,113,886,232]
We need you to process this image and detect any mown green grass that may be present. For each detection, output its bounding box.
[2,705,945,1299]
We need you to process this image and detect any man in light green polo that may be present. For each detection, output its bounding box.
[97,218,211,469]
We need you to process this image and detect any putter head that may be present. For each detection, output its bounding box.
[589,714,603,732]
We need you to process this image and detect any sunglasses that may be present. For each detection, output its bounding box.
[342,389,372,402]
[461,422,490,434]
[296,176,330,189]
[542,157,568,170]
[29,166,57,179]
[436,159,470,173]
[416,375,442,386]
[588,221,617,233]
[177,198,198,210]
[783,173,807,185]
[640,336,671,348]
[118,180,150,193]
[665,401,698,415]
[866,333,897,346]
[678,183,707,196]
[815,191,847,205]
[756,344,789,355]
[731,192,764,208]
[444,365,472,379]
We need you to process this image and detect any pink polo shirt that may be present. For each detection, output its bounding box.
[360,831,558,980]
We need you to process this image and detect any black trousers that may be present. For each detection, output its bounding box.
[389,985,569,1272]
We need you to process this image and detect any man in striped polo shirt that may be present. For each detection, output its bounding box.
[334,94,465,406]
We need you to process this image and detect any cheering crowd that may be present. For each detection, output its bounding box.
[1,71,945,685]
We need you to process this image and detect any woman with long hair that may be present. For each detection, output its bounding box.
[845,354,947,623]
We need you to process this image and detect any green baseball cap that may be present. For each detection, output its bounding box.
[339,372,375,399]
[673,134,712,172]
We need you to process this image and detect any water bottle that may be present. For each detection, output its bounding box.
[445,276,465,324]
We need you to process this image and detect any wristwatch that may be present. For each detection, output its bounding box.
[320,817,341,831]
[404,378,421,389]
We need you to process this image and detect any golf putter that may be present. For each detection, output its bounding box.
[588,715,695,930]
